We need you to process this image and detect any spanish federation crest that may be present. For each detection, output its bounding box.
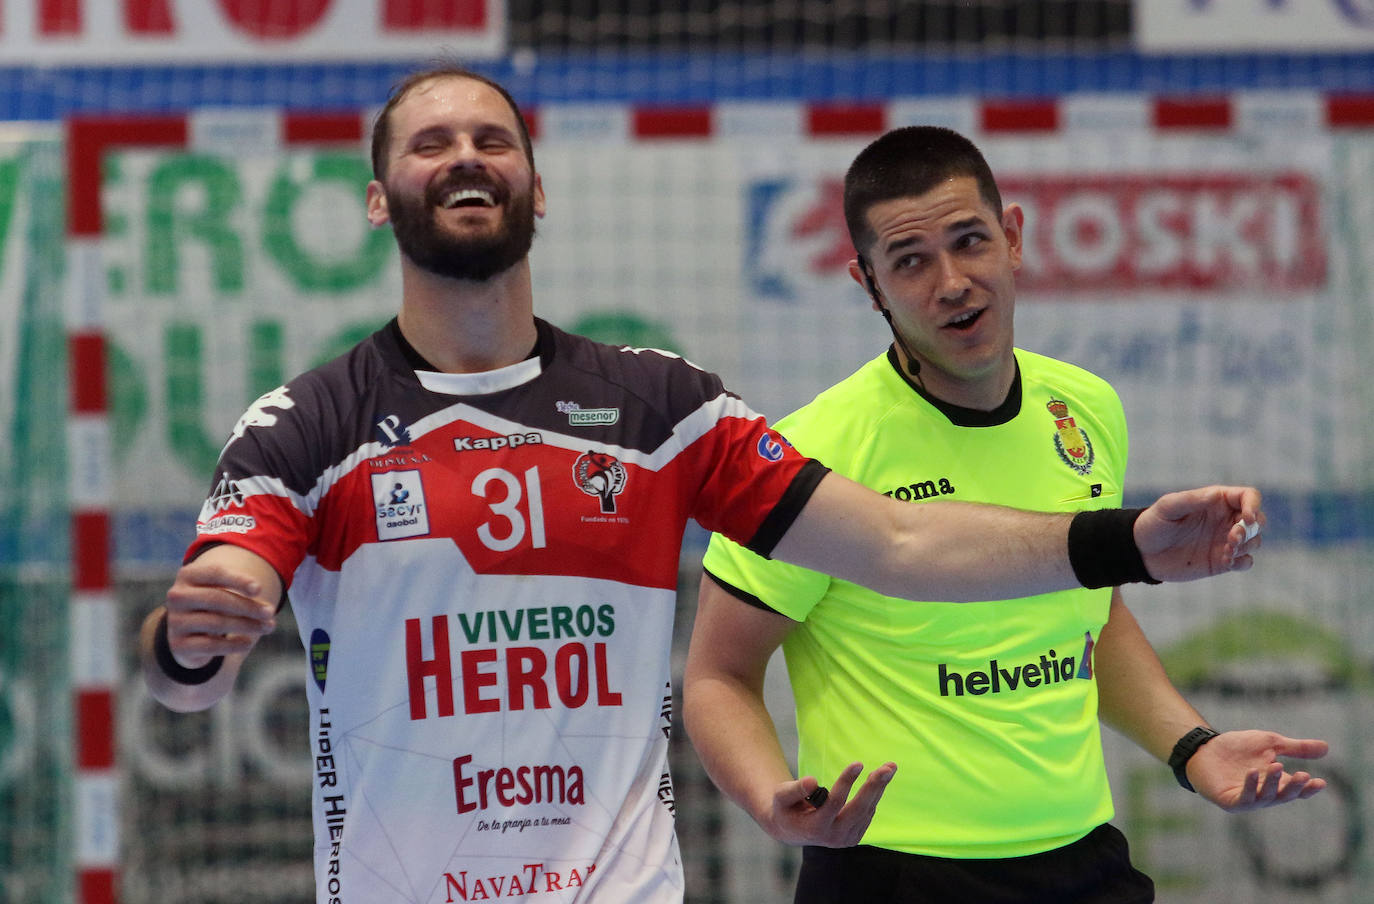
[1047,398,1094,475]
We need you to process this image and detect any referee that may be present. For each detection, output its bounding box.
[684,126,1328,903]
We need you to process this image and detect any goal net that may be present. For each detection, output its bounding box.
[0,5,1369,901]
[46,100,1373,904]
[0,128,69,904]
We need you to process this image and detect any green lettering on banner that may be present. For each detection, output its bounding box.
[0,157,22,286]
[145,155,245,295]
[250,319,285,397]
[262,154,390,293]
[311,319,391,368]
[165,321,222,476]
[109,339,148,464]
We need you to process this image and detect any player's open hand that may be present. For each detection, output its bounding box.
[1187,730,1328,812]
[163,557,278,667]
[765,761,896,847]
[1134,486,1265,582]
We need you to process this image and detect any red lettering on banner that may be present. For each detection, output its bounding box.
[1003,172,1326,293]
[384,0,486,29]
[220,0,330,39]
[1,0,497,45]
[792,170,1325,295]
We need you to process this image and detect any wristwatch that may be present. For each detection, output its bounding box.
[1168,726,1220,792]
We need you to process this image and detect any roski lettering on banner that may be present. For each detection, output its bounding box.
[0,0,505,63]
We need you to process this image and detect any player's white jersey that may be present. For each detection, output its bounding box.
[188,319,825,904]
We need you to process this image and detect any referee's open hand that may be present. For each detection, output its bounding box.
[1187,730,1328,812]
[768,761,897,847]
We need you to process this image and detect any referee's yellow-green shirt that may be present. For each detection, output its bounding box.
[703,348,1128,858]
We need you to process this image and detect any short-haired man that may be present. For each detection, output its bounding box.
[686,125,1325,903]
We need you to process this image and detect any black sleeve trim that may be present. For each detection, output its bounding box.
[702,567,789,617]
[745,459,831,559]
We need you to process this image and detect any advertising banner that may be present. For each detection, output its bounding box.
[0,0,504,64]
[93,129,1374,555]
[1136,0,1374,51]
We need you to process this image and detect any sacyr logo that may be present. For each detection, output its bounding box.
[372,470,430,540]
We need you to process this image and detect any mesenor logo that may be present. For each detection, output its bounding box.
[372,470,430,541]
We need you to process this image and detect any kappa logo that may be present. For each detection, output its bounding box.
[221,386,294,455]
[573,450,627,514]
[372,470,431,540]
[454,432,543,452]
[1047,398,1094,476]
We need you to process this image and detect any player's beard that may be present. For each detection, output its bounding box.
[386,172,537,282]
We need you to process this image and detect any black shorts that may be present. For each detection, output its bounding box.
[794,823,1154,904]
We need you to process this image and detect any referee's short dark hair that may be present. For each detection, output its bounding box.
[843,126,1004,256]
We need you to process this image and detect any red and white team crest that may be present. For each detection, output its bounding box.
[573,450,628,513]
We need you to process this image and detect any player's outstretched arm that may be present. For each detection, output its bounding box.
[769,474,1262,603]
[683,574,896,847]
[140,544,281,713]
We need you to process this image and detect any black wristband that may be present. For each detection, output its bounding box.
[154,613,224,685]
[1067,508,1163,589]
[1168,726,1221,792]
